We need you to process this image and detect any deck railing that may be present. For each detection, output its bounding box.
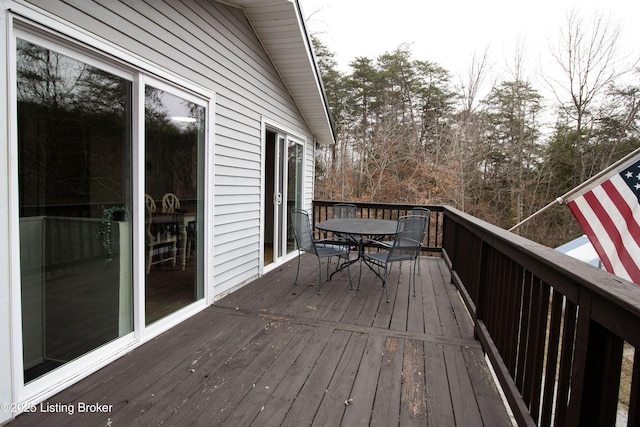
[312,201,640,427]
[312,200,444,253]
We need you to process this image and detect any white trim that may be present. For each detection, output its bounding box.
[262,117,308,144]
[259,116,307,275]
[4,10,21,422]
[13,25,134,80]
[133,74,146,341]
[206,95,217,304]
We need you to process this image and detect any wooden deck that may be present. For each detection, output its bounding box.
[10,255,513,426]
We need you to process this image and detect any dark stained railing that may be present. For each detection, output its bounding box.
[313,201,640,427]
[312,200,444,253]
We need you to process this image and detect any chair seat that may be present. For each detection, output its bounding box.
[316,243,350,257]
[363,251,414,264]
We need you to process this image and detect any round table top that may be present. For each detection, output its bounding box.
[316,218,398,236]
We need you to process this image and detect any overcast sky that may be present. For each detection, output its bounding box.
[299,0,640,85]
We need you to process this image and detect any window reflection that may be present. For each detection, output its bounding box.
[17,39,133,382]
[144,87,205,325]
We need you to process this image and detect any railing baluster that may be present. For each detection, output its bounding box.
[540,289,564,426]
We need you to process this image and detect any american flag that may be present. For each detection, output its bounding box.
[566,157,640,284]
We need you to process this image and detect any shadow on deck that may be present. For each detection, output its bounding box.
[10,255,513,426]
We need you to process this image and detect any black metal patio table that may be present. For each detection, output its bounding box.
[316,218,398,286]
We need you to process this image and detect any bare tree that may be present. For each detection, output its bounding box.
[459,48,492,113]
[547,8,627,184]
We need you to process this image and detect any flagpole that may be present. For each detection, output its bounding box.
[508,198,564,232]
[509,146,640,232]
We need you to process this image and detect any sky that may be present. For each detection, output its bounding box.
[299,0,640,87]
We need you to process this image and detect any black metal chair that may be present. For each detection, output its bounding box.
[332,203,357,246]
[371,207,430,276]
[333,203,357,219]
[410,207,430,275]
[362,215,427,302]
[290,209,352,294]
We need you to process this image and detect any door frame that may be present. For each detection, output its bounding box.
[260,118,306,275]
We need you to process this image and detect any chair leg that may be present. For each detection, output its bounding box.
[346,255,353,290]
[383,266,390,303]
[358,255,364,290]
[317,257,323,294]
[294,251,301,285]
[412,260,417,297]
[147,247,153,274]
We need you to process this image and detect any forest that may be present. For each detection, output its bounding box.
[311,10,640,248]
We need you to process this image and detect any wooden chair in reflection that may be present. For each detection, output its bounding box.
[145,194,177,274]
[161,192,195,264]
[162,192,180,213]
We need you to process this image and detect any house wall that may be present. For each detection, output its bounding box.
[18,0,316,295]
[0,0,318,422]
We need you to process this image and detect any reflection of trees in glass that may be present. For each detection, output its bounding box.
[17,40,128,115]
[145,87,204,203]
[17,39,131,217]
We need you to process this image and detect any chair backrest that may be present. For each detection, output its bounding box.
[389,215,427,262]
[411,207,430,218]
[145,194,156,240]
[162,192,180,213]
[410,207,430,239]
[290,209,317,255]
[333,203,357,219]
[145,194,157,215]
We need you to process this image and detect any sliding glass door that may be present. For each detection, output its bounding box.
[17,38,133,382]
[264,129,303,266]
[144,85,205,325]
[16,36,208,385]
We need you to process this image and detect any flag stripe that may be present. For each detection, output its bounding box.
[567,199,618,278]
[602,178,640,248]
[572,193,636,282]
[583,188,640,282]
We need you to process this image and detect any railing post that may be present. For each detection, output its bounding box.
[567,291,624,426]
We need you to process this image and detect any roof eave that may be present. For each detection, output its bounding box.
[223,0,336,145]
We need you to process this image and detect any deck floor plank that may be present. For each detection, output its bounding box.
[370,336,404,425]
[422,258,445,336]
[250,326,336,426]
[400,339,428,425]
[147,319,300,426]
[104,316,269,426]
[424,342,456,426]
[280,329,352,426]
[311,332,369,427]
[218,324,317,426]
[9,255,513,426]
[445,345,485,426]
[341,333,387,425]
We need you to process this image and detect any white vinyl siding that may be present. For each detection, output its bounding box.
[21,0,317,297]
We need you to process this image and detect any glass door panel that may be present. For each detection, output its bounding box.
[144,86,205,325]
[286,140,303,255]
[263,130,304,265]
[276,135,286,260]
[17,39,133,383]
